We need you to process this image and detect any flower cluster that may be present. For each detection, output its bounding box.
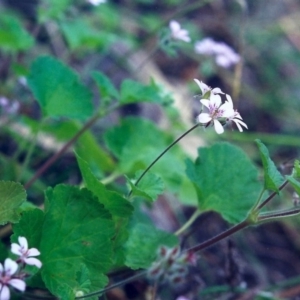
[169,21,191,43]
[195,38,240,68]
[0,237,42,300]
[194,79,247,134]
[87,0,106,6]
[147,246,197,286]
[0,97,19,115]
[167,22,239,69]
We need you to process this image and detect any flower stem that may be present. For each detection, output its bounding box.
[174,209,202,236]
[24,104,119,190]
[128,123,201,197]
[188,218,251,253]
[258,208,300,223]
[75,270,147,299]
[17,119,44,182]
[256,180,288,210]
[252,188,266,212]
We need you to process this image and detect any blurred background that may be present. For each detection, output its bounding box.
[1,0,300,299]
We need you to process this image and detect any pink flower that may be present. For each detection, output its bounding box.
[0,258,26,300]
[11,237,42,268]
[169,21,191,43]
[195,80,247,134]
[195,38,240,68]
[197,93,232,134]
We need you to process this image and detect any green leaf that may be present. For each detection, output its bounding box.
[60,19,118,51]
[286,176,300,196]
[293,160,300,179]
[127,171,164,201]
[255,139,284,192]
[120,79,162,104]
[186,143,262,224]
[0,13,34,52]
[38,0,72,22]
[11,209,44,249]
[124,222,178,269]
[27,56,93,120]
[92,71,119,103]
[74,264,92,296]
[0,181,26,225]
[40,185,115,299]
[11,209,44,279]
[76,153,133,218]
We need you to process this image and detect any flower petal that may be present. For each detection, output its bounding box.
[210,94,221,107]
[27,248,41,257]
[8,279,26,292]
[0,285,10,300]
[24,257,42,268]
[211,87,224,94]
[225,94,233,107]
[200,99,210,108]
[4,258,18,276]
[170,20,180,32]
[18,237,28,251]
[194,79,210,95]
[214,120,224,134]
[11,243,22,256]
[197,113,211,124]
[232,119,248,132]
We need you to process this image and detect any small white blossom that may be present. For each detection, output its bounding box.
[195,80,247,134]
[195,38,240,68]
[11,237,42,269]
[169,21,191,43]
[87,0,106,5]
[224,95,248,132]
[194,79,224,96]
[0,258,26,300]
[0,97,20,115]
[197,94,232,134]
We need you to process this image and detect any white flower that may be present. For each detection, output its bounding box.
[11,237,42,269]
[194,37,216,55]
[0,258,26,300]
[195,38,240,68]
[196,86,247,134]
[224,95,248,132]
[197,93,231,134]
[87,0,106,5]
[169,21,191,43]
[194,79,224,96]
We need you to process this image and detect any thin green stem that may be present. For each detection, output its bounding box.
[17,120,44,182]
[251,188,266,212]
[75,270,147,299]
[188,218,251,253]
[25,104,119,190]
[128,123,200,197]
[258,208,300,223]
[256,180,288,210]
[100,172,121,185]
[174,209,202,236]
